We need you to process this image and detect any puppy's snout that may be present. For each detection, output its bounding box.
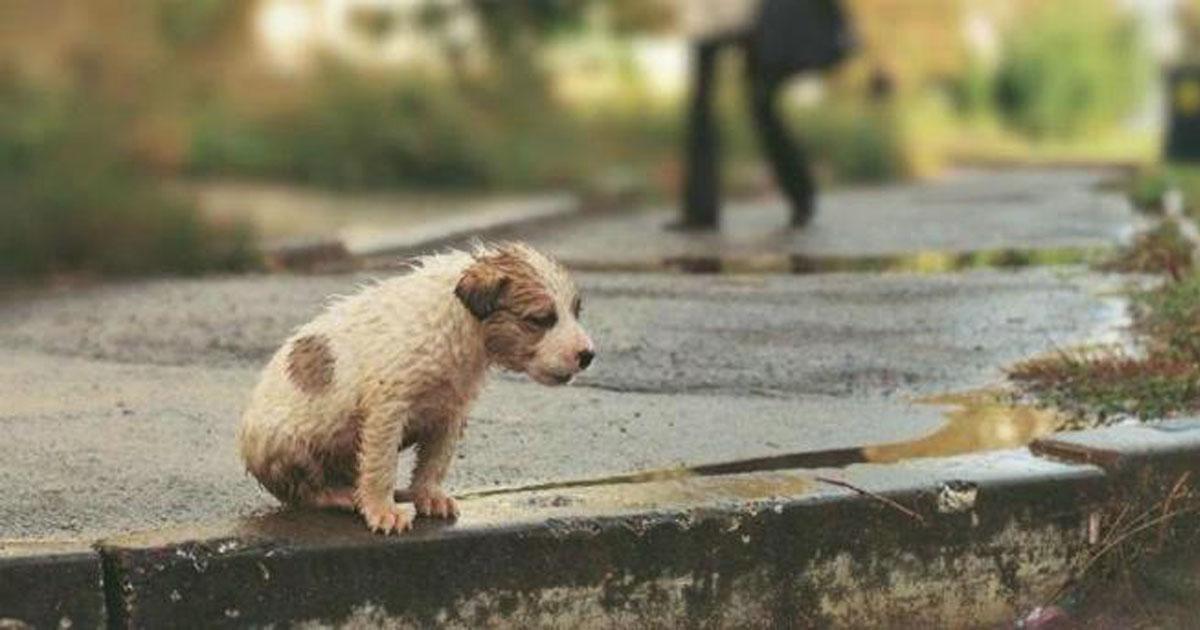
[577,349,595,370]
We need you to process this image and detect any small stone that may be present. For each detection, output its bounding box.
[937,480,979,514]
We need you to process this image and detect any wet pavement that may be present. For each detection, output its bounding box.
[0,167,1141,540]
[515,168,1139,266]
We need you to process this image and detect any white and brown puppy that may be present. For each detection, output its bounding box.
[238,242,594,534]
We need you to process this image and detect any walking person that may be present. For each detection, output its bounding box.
[677,0,855,231]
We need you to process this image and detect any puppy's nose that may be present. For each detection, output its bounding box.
[577,349,595,370]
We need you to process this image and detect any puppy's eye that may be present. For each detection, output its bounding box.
[525,311,557,329]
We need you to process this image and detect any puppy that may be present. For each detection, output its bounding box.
[238,242,594,533]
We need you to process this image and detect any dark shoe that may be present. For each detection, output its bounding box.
[790,199,816,229]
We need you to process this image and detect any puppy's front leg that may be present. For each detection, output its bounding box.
[355,402,412,534]
[407,422,461,520]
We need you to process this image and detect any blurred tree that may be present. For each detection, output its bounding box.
[0,69,257,276]
[154,0,258,87]
[157,0,249,51]
[0,0,262,169]
[993,0,1146,139]
[469,0,589,42]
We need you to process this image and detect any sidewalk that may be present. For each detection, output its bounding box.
[189,179,580,271]
[0,166,1139,539]
[514,168,1138,267]
[3,167,1197,628]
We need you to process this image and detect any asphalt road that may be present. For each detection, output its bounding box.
[0,167,1139,539]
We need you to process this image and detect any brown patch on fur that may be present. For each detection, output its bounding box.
[254,409,362,504]
[462,247,558,371]
[455,260,509,320]
[288,334,336,394]
[259,405,435,505]
[259,450,323,504]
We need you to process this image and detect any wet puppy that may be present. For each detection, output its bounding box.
[238,243,594,533]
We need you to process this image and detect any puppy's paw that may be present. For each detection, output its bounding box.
[359,501,412,535]
[412,487,460,520]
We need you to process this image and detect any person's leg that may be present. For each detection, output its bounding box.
[746,65,817,227]
[680,41,721,229]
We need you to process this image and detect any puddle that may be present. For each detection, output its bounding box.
[863,391,1065,463]
[514,473,817,513]
[460,391,1065,501]
[460,467,702,500]
[565,246,1104,275]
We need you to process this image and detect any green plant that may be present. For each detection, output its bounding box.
[0,75,257,277]
[994,0,1146,139]
[187,59,911,194]
[1164,164,1200,222]
[1009,268,1200,423]
[156,0,243,49]
[1103,220,1193,275]
[1136,272,1200,363]
[1129,166,1170,213]
[795,104,907,184]
[1010,349,1200,422]
[949,59,997,120]
[189,66,589,191]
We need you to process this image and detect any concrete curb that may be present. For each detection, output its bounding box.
[1032,418,1200,474]
[97,452,1110,629]
[349,193,580,259]
[0,542,106,629]
[2,420,1198,628]
[264,193,582,273]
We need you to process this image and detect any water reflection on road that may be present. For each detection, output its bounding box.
[864,391,1065,463]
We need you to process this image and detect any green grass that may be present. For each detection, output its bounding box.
[1102,220,1193,277]
[1009,349,1200,423]
[1136,272,1200,363]
[1011,165,1200,424]
[186,62,910,196]
[1128,163,1200,220]
[1174,166,1200,223]
[992,0,1147,140]
[1009,268,1200,424]
[189,72,508,191]
[1128,165,1170,214]
[0,74,258,277]
[793,104,907,184]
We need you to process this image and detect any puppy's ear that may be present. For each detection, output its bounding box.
[456,260,509,320]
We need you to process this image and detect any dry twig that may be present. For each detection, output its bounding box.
[1155,471,1192,550]
[814,475,928,526]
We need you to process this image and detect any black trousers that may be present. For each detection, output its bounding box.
[682,38,816,228]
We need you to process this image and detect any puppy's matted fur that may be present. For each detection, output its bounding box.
[238,242,594,533]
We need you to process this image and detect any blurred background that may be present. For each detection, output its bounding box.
[0,0,1192,278]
